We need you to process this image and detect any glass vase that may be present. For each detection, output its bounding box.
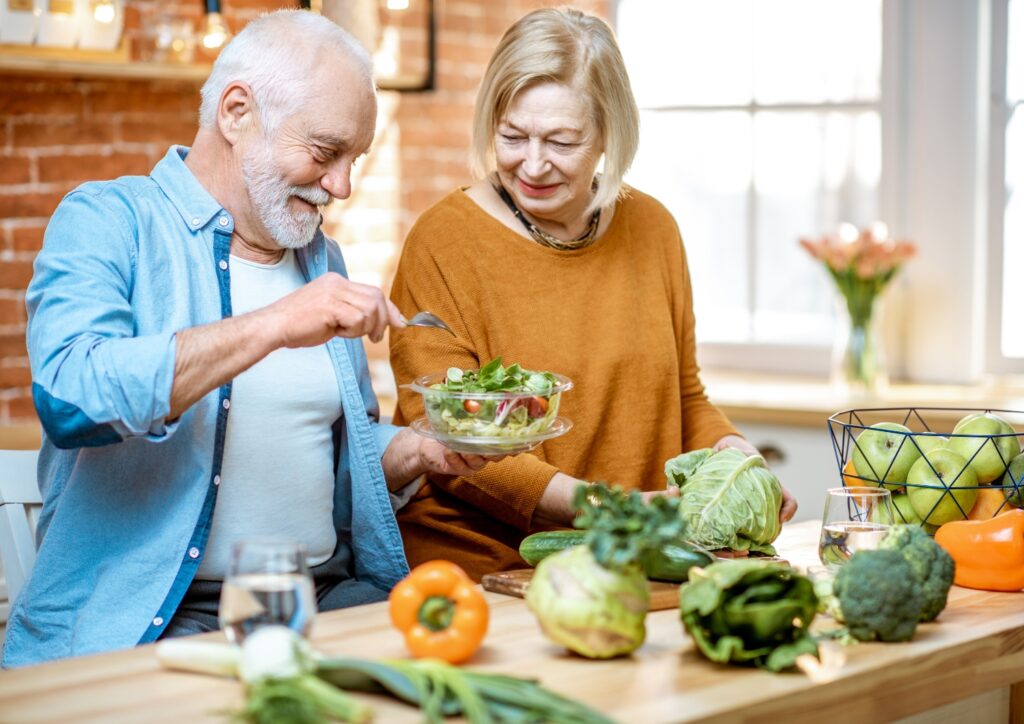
[831,294,888,395]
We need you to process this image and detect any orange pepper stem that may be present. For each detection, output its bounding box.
[418,595,455,632]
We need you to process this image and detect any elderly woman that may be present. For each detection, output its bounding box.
[389,7,796,580]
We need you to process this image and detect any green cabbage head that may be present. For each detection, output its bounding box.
[525,545,649,659]
[665,448,783,554]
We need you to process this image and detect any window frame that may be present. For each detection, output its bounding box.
[614,0,889,377]
[985,0,1024,376]
[614,0,1022,383]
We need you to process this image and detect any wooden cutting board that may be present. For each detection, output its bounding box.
[481,568,681,611]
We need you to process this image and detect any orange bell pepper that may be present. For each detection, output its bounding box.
[388,560,489,664]
[934,509,1024,592]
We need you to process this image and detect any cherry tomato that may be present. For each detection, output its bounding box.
[463,399,481,414]
[526,396,549,418]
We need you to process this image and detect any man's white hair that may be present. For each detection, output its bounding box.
[199,9,373,135]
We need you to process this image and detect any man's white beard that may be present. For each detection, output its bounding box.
[242,141,332,250]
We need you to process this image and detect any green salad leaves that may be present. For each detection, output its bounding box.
[440,357,558,395]
[678,560,819,672]
[426,357,562,440]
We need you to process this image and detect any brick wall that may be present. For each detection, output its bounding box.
[0,0,609,424]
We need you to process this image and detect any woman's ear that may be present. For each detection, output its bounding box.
[217,81,256,145]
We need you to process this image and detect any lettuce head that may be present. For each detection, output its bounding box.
[665,448,783,555]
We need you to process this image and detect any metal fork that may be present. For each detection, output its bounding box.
[404,310,455,336]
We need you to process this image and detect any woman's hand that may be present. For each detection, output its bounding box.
[712,434,798,523]
[536,474,680,527]
[712,434,760,456]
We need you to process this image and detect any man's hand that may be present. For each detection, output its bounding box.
[261,272,406,347]
[169,273,405,419]
[712,434,798,523]
[381,427,501,491]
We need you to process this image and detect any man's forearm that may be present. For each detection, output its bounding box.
[169,309,280,419]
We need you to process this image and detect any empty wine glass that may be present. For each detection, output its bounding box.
[219,539,317,643]
[818,487,894,568]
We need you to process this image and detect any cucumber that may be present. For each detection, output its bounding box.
[520,530,712,581]
[519,530,586,566]
[641,543,713,582]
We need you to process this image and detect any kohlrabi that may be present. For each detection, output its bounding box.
[525,484,689,659]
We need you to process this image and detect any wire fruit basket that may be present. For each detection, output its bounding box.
[827,407,1024,530]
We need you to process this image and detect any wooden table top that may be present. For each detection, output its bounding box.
[1,521,1023,723]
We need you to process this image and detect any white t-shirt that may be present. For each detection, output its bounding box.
[197,250,340,580]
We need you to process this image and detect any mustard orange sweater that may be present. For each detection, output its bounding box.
[389,188,739,580]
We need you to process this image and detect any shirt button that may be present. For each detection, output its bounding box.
[191,218,200,226]
[213,474,221,486]
[219,217,229,226]
[218,260,228,271]
[188,547,200,559]
[222,398,231,410]
[152,616,164,626]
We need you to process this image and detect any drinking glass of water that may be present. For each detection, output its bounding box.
[818,487,894,567]
[219,539,317,643]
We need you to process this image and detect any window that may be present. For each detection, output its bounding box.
[616,1,883,370]
[997,0,1023,361]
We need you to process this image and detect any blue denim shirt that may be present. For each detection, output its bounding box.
[3,146,410,668]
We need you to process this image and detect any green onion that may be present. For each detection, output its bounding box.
[236,675,373,724]
[317,657,613,724]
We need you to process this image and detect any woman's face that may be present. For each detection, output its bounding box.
[494,82,603,227]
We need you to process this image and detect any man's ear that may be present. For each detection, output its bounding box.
[217,81,257,145]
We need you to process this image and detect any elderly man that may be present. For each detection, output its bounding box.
[2,10,481,668]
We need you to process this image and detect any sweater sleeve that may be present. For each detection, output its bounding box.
[388,203,559,532]
[675,229,741,451]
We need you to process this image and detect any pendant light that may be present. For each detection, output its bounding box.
[201,0,231,51]
[91,0,116,23]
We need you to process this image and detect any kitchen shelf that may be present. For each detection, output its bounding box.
[0,44,425,87]
[0,43,210,82]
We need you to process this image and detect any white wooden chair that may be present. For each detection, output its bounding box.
[0,450,41,623]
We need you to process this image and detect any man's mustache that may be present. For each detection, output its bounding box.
[291,185,331,208]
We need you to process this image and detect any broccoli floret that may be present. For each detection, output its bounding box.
[833,549,925,642]
[877,524,955,622]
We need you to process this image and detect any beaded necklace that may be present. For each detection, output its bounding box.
[492,180,601,251]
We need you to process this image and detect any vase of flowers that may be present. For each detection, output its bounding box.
[800,223,916,393]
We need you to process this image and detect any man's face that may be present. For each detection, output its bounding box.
[241,134,331,250]
[241,64,377,250]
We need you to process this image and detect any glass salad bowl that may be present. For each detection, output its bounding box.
[405,359,573,455]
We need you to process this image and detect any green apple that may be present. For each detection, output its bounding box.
[1001,451,1024,508]
[912,434,948,456]
[852,422,921,487]
[869,492,923,525]
[947,412,1021,483]
[907,449,979,525]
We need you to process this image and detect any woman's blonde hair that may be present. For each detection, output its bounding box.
[470,7,640,213]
